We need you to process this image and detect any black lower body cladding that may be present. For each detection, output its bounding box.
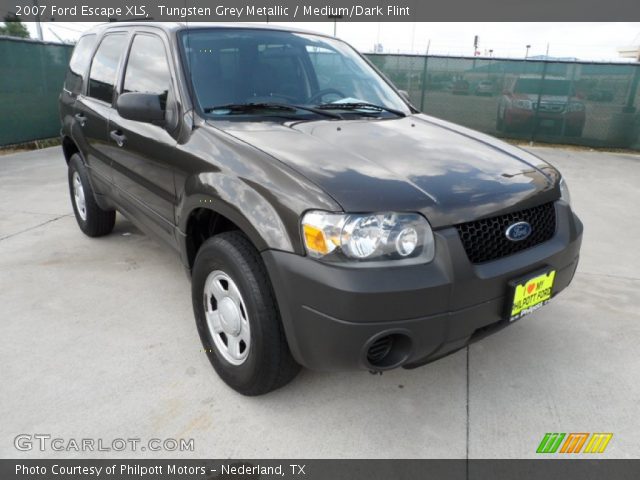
[263,202,583,371]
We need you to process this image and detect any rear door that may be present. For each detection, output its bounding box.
[108,31,179,247]
[74,32,129,188]
[60,34,96,150]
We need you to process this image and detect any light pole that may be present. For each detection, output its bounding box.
[328,15,342,37]
[33,0,43,41]
[410,22,416,54]
[525,44,531,59]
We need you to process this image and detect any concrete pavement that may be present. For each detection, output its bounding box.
[1,146,638,459]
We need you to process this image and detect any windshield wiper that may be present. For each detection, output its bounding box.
[315,102,406,118]
[204,102,342,119]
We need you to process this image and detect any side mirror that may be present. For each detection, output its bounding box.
[117,92,165,125]
[398,89,411,102]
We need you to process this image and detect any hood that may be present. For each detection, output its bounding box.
[514,93,572,103]
[211,115,559,228]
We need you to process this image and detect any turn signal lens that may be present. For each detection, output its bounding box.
[303,224,330,255]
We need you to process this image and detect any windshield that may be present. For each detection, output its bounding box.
[514,78,572,96]
[179,28,409,118]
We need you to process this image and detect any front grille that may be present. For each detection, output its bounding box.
[538,102,566,113]
[455,202,556,264]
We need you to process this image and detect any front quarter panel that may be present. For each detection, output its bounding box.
[174,125,341,255]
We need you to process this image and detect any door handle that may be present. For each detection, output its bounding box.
[110,130,126,147]
[74,113,86,127]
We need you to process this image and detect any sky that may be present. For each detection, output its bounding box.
[25,21,640,62]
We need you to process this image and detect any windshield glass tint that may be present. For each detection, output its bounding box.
[180,28,408,115]
[514,79,572,96]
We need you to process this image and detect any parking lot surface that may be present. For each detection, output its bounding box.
[1,145,639,459]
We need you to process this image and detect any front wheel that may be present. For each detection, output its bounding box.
[192,231,300,395]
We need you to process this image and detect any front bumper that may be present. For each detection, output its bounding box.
[263,202,583,371]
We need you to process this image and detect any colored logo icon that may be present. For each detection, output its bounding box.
[536,433,613,454]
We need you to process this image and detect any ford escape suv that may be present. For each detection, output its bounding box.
[59,23,583,395]
[497,75,586,137]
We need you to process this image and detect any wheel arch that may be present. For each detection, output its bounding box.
[180,195,295,272]
[61,135,80,164]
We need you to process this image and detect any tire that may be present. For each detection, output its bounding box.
[68,154,115,237]
[192,231,300,395]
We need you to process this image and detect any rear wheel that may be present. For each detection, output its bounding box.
[68,154,115,237]
[192,231,300,395]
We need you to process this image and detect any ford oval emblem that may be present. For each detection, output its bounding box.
[505,221,532,242]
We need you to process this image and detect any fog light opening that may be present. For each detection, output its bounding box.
[366,333,412,369]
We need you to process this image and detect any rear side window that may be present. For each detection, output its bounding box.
[88,34,127,104]
[64,34,96,94]
[123,34,171,104]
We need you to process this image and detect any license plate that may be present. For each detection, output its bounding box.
[540,119,556,127]
[509,270,556,322]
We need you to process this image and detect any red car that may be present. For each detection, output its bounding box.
[497,75,586,137]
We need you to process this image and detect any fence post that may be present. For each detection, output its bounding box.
[530,60,549,143]
[419,54,429,112]
[560,62,579,138]
[624,65,640,113]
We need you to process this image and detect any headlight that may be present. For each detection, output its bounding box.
[568,102,585,112]
[559,177,572,206]
[301,211,435,265]
[513,99,534,110]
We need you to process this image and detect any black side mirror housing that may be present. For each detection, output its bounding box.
[117,92,165,125]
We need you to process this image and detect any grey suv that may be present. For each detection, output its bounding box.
[59,23,583,395]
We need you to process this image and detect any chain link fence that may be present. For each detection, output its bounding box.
[368,53,640,149]
[1,37,639,150]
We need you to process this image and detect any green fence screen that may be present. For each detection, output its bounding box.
[368,53,640,149]
[0,37,73,146]
[1,37,639,150]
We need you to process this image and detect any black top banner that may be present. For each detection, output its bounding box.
[2,0,640,22]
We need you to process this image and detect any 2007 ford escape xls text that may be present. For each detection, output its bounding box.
[59,23,583,395]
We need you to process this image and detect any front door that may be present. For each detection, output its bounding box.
[108,32,178,247]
